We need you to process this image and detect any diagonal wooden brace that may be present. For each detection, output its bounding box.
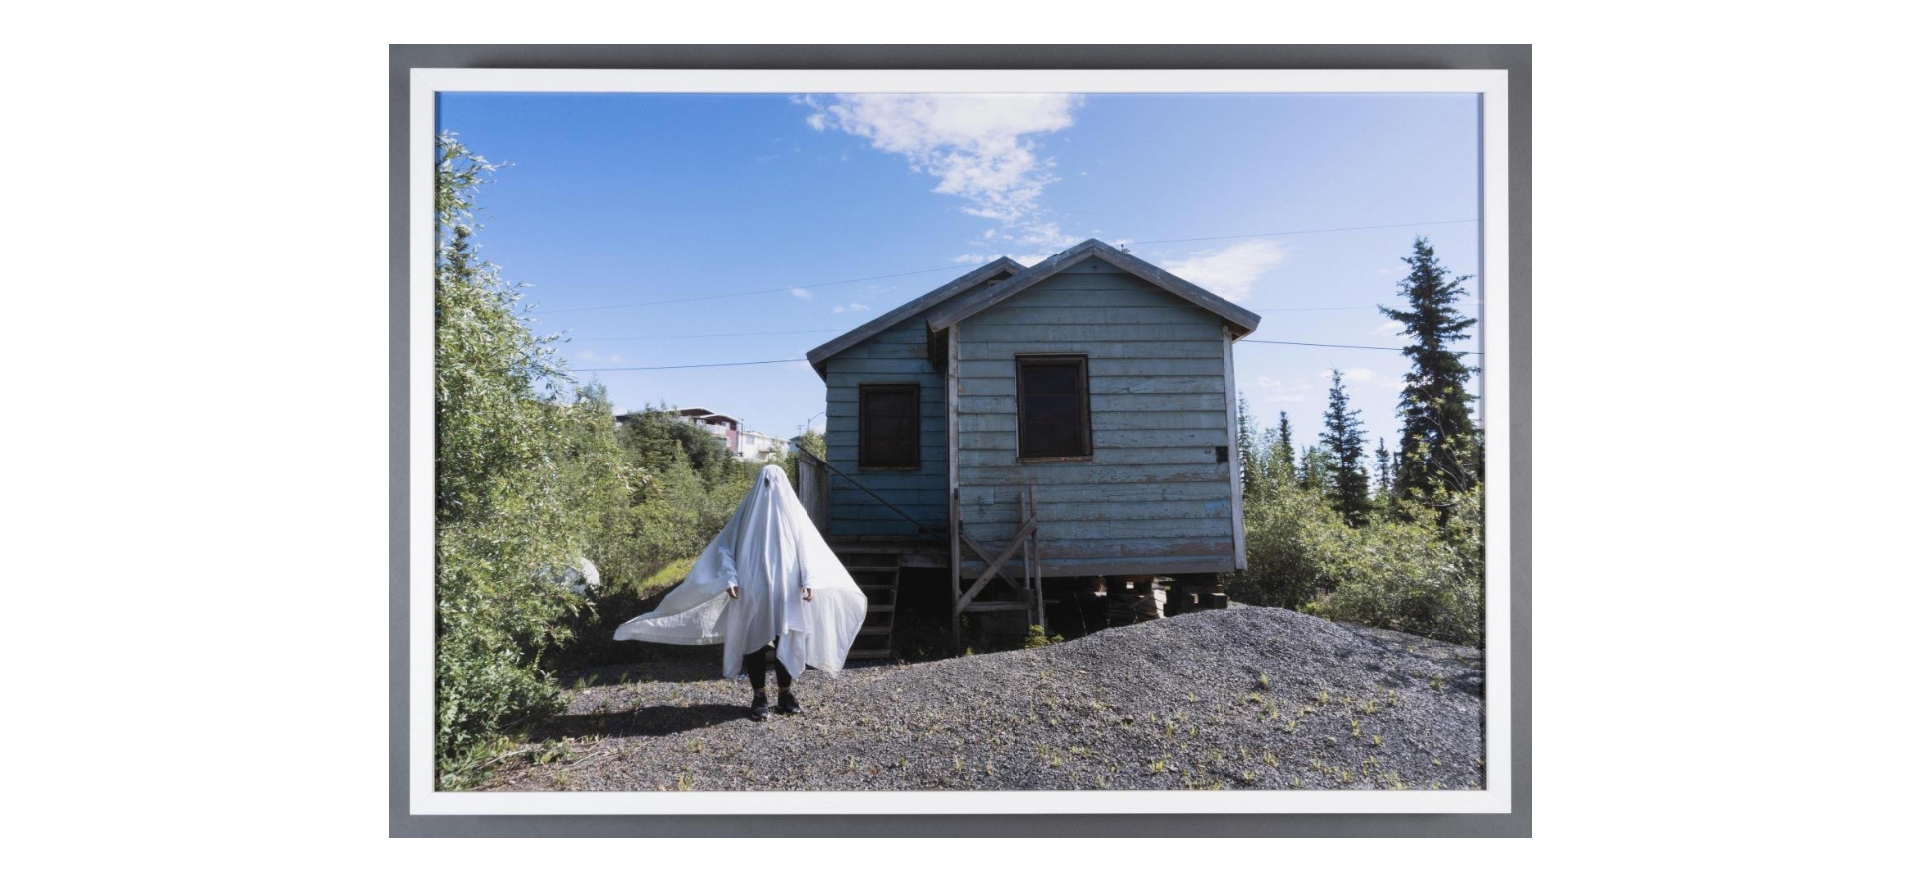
[955,519,1037,612]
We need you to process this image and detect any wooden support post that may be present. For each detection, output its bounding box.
[1030,481,1045,632]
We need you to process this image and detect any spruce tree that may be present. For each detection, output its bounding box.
[1300,444,1334,497]
[1272,411,1298,485]
[1381,236,1482,509]
[1374,437,1394,499]
[1235,391,1259,497]
[1319,369,1372,525]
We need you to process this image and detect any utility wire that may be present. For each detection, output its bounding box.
[529,217,1480,314]
[1241,339,1484,354]
[565,304,1486,342]
[572,338,1483,370]
[575,358,809,371]
[1125,218,1479,247]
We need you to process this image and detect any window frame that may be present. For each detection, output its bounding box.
[1014,354,1093,461]
[857,382,922,470]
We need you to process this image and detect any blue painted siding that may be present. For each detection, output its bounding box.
[953,267,1238,576]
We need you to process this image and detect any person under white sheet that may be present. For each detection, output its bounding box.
[614,464,866,720]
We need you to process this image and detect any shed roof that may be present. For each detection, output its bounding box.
[805,257,1025,377]
[924,239,1262,338]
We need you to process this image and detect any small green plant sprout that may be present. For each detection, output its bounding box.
[1256,672,1272,690]
[1316,689,1330,705]
[1371,734,1384,748]
[1291,776,1302,788]
[1350,718,1363,738]
[687,738,705,753]
[1023,625,1064,648]
[1244,692,1265,705]
[985,761,995,777]
[1360,698,1378,715]
[1429,673,1444,690]
[1264,751,1279,767]
[953,756,965,772]
[675,773,693,791]
[1187,692,1199,703]
[1433,757,1443,767]
[1284,719,1300,734]
[1242,771,1258,783]
[1148,758,1168,774]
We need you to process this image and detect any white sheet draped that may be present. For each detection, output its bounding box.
[613,464,867,680]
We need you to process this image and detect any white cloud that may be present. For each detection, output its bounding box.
[830,302,872,314]
[1320,366,1405,392]
[1254,374,1312,404]
[805,93,1080,224]
[1162,241,1288,302]
[790,287,813,299]
[1374,320,1405,338]
[573,350,624,365]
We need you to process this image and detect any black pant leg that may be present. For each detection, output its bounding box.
[767,636,793,688]
[743,647,767,690]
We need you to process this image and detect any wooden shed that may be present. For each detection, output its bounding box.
[802,239,1261,651]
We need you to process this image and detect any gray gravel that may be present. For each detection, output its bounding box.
[479,607,1484,791]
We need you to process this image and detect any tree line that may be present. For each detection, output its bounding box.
[1227,236,1485,646]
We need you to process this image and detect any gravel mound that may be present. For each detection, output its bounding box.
[479,608,1484,791]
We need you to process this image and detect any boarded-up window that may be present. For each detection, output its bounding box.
[858,384,920,469]
[1016,355,1091,459]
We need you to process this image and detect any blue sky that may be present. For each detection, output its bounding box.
[437,91,1483,452]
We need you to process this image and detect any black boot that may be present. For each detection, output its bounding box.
[776,689,803,716]
[748,691,770,721]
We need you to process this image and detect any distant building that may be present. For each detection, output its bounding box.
[737,429,789,463]
[616,407,790,461]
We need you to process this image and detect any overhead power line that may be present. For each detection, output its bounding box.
[576,358,809,371]
[1241,339,1484,354]
[573,338,1484,371]
[531,217,1481,314]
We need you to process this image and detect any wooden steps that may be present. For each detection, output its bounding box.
[837,546,901,662]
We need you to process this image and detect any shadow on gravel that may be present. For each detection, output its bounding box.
[536,703,744,739]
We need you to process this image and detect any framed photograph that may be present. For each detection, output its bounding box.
[394,46,1528,834]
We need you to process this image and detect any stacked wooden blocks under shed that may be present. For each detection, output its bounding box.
[1104,575,1166,626]
[1165,572,1228,615]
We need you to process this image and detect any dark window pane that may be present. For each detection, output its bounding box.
[1023,364,1079,395]
[1017,357,1089,458]
[860,385,920,468]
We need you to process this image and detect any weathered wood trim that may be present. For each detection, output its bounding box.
[1223,323,1247,570]
[806,257,1024,376]
[948,321,962,635]
[923,239,1261,337]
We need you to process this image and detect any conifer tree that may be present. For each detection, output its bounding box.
[1319,369,1372,525]
[1381,237,1482,509]
[1374,437,1394,499]
[1272,411,1298,485]
[1235,391,1259,497]
[1299,444,1334,497]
